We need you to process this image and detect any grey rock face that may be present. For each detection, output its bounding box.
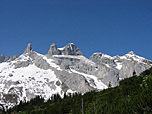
[30,52,51,70]
[119,60,151,79]
[89,53,119,86]
[90,64,119,87]
[99,68,119,87]
[34,57,50,70]
[53,57,80,70]
[54,70,94,93]
[73,62,96,74]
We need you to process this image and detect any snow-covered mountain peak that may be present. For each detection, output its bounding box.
[122,51,152,64]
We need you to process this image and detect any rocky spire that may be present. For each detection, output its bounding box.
[47,43,61,56]
[24,43,32,54]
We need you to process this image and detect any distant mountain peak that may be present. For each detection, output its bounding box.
[24,43,32,54]
[128,51,136,55]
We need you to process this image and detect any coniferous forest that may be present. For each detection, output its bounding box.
[4,68,152,114]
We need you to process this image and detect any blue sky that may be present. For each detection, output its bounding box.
[0,0,152,60]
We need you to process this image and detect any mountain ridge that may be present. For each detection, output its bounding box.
[0,43,151,109]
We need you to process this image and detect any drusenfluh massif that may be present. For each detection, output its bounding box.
[0,43,151,109]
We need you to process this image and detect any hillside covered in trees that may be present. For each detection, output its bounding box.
[4,67,152,114]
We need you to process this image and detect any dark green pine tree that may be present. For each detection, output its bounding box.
[133,70,136,76]
[108,82,112,88]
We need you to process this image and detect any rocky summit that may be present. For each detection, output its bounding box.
[0,43,151,109]
[47,43,83,57]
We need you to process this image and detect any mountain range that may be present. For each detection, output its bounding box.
[0,43,152,109]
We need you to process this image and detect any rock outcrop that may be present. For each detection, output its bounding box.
[47,43,61,57]
[61,43,83,56]
[47,43,83,57]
